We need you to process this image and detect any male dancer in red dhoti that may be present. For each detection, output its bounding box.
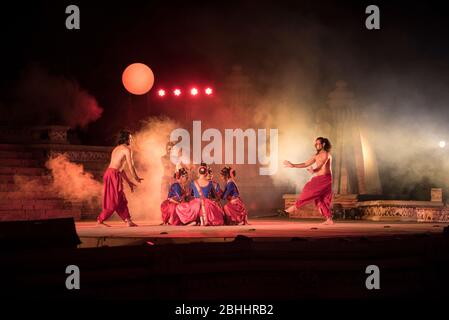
[97,130,143,227]
[283,137,334,225]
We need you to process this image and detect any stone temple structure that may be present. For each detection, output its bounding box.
[285,81,447,222]
[316,80,382,196]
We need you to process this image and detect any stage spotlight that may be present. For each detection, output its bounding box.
[173,89,181,96]
[191,88,198,96]
[439,141,446,148]
[205,87,213,95]
[158,89,166,97]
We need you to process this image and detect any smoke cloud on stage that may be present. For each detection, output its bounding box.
[359,79,449,199]
[45,154,103,206]
[13,154,103,208]
[126,117,180,221]
[1,65,103,128]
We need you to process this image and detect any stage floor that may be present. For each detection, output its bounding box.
[76,217,449,247]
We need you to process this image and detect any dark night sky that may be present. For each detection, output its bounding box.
[0,0,448,144]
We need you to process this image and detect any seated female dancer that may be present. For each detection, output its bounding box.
[160,168,188,225]
[220,166,249,225]
[182,163,224,226]
[207,166,223,201]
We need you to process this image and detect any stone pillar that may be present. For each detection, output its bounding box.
[324,81,381,195]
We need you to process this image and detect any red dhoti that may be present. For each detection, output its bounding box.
[296,174,333,218]
[203,198,225,226]
[97,168,131,223]
[224,198,248,225]
[161,200,175,224]
[175,198,225,226]
[175,198,201,224]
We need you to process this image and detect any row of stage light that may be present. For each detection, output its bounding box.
[157,87,214,97]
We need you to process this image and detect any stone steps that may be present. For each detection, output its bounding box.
[0,151,36,159]
[0,167,47,176]
[0,199,72,210]
[0,174,51,184]
[0,183,15,192]
[0,142,108,221]
[0,144,30,151]
[0,158,43,167]
[0,191,59,200]
[0,208,82,221]
[0,182,51,192]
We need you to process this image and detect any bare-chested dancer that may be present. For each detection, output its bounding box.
[97,130,143,227]
[283,137,334,225]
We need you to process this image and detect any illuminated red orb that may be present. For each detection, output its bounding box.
[122,63,154,95]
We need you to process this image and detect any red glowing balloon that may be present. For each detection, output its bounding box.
[122,63,154,95]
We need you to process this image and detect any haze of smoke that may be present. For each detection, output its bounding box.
[45,154,103,206]
[361,99,449,197]
[125,116,180,221]
[8,65,103,128]
[13,175,50,197]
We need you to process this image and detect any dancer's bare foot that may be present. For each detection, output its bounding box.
[187,221,197,226]
[321,218,334,225]
[126,219,138,227]
[285,205,296,214]
[96,221,111,227]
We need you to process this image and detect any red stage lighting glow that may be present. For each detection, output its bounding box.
[173,89,181,96]
[158,89,166,97]
[191,88,198,96]
[205,87,213,95]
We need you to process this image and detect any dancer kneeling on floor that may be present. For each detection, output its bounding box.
[160,168,189,225]
[177,163,225,226]
[220,166,248,225]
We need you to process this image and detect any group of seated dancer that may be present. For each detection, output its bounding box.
[160,163,249,226]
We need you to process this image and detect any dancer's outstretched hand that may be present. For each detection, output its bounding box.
[306,166,314,174]
[283,160,294,168]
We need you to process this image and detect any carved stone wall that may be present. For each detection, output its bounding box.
[358,201,445,222]
[0,126,71,144]
[283,195,448,222]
